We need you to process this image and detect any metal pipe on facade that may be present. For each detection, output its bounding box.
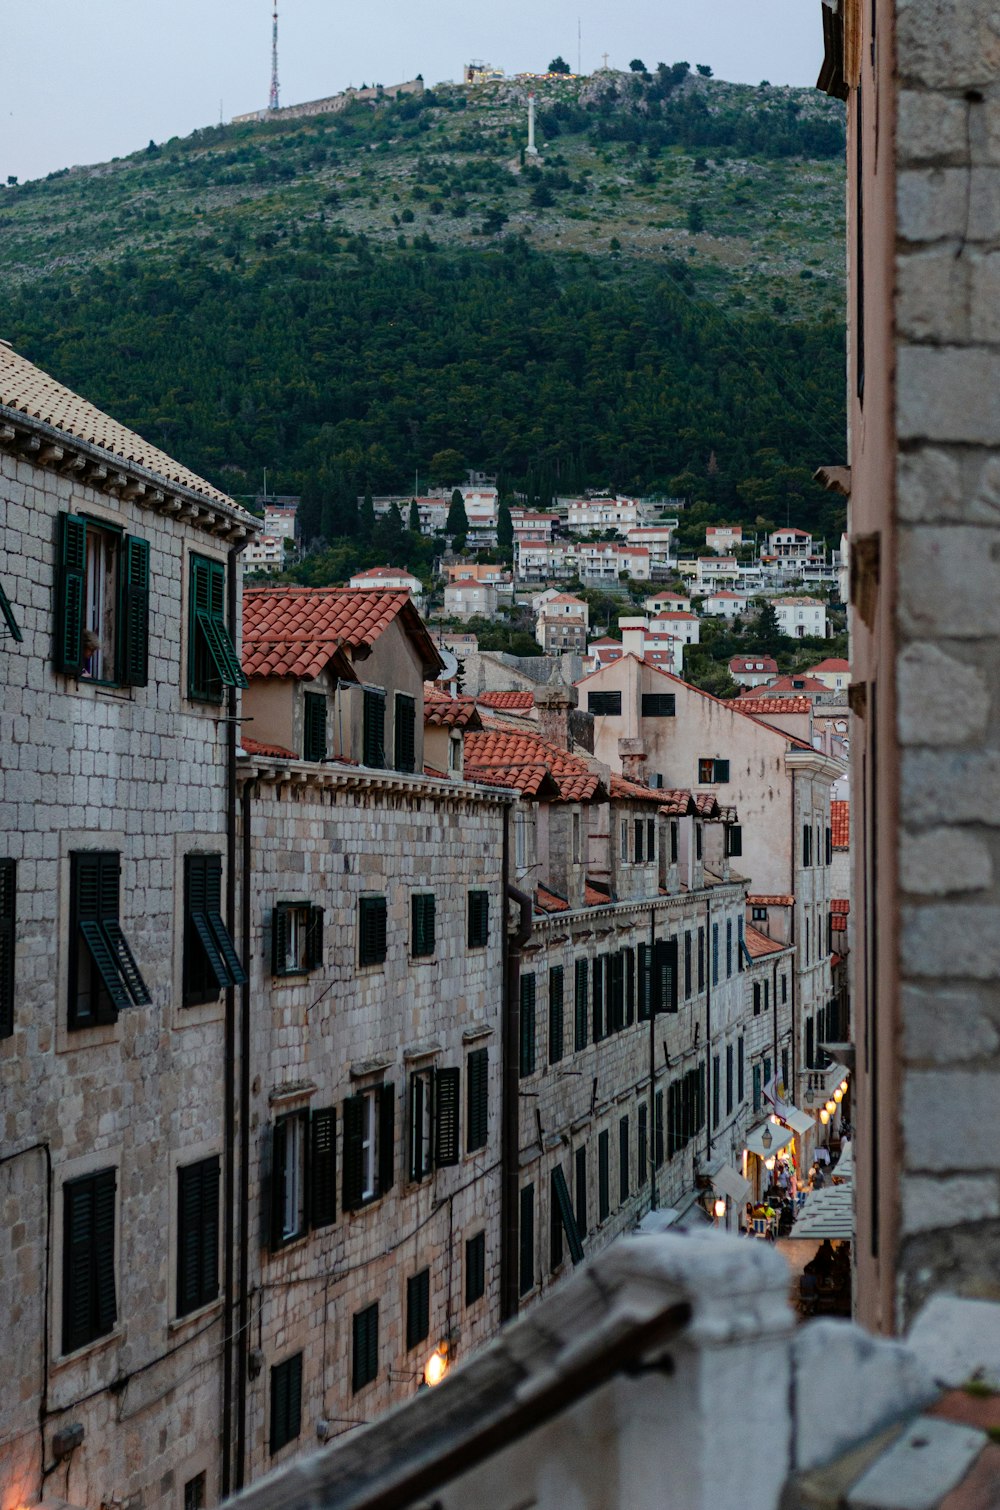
[235,778,253,1490]
[501,866,534,1324]
[222,544,239,1499]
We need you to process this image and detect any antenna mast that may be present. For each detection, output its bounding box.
[269,3,280,111]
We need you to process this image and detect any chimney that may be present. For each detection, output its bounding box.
[534,661,577,752]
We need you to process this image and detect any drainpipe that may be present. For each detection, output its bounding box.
[648,905,657,1211]
[502,850,533,1324]
[235,778,253,1490]
[222,545,239,1499]
[705,896,713,1161]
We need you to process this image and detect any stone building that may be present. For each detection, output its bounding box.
[818,0,1000,1331]
[0,343,256,1509]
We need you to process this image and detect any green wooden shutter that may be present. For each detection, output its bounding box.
[359,897,387,966]
[270,1119,288,1247]
[0,580,22,642]
[121,535,150,687]
[548,965,564,1064]
[406,1269,430,1350]
[465,1231,486,1304]
[611,952,625,1032]
[55,513,87,675]
[342,1096,365,1211]
[468,890,489,948]
[624,947,635,1026]
[619,1115,630,1202]
[72,853,130,1019]
[0,859,15,1039]
[63,1176,95,1353]
[715,759,730,782]
[519,1184,534,1295]
[434,1068,460,1167]
[638,1102,648,1184]
[552,1165,584,1265]
[302,692,327,762]
[178,1163,202,1315]
[270,1353,303,1453]
[394,693,416,772]
[519,973,536,1077]
[574,1146,587,1239]
[412,894,435,957]
[466,1048,488,1152]
[190,555,246,696]
[362,689,386,768]
[272,905,290,975]
[352,1303,379,1392]
[305,906,324,971]
[574,958,588,1050]
[310,1108,337,1229]
[652,939,678,1014]
[378,1083,395,1194]
[656,1089,665,1166]
[591,956,604,1042]
[204,854,246,985]
[598,1131,610,1221]
[92,1168,118,1338]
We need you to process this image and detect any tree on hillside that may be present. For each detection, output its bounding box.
[359,487,375,540]
[629,59,647,72]
[549,56,571,74]
[497,499,514,555]
[749,600,784,657]
[429,448,465,487]
[696,64,713,77]
[447,488,469,539]
[408,498,421,532]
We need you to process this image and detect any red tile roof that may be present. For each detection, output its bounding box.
[744,924,787,958]
[655,611,698,621]
[733,696,814,715]
[729,656,779,674]
[610,774,668,805]
[423,691,482,730]
[694,793,722,818]
[748,894,795,906]
[465,763,558,797]
[831,799,849,848]
[808,658,850,673]
[239,736,296,758]
[242,587,441,680]
[831,914,848,932]
[478,690,536,711]
[659,789,697,816]
[831,898,850,914]
[464,729,603,803]
[535,885,570,914]
[585,883,612,907]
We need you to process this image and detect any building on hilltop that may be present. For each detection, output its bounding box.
[535,593,589,653]
[348,564,425,608]
[771,596,829,638]
[729,654,779,688]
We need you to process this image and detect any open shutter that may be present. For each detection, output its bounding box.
[519,974,536,1076]
[75,854,131,1017]
[187,855,231,990]
[177,1163,203,1316]
[652,939,678,1014]
[552,1165,584,1265]
[591,956,604,1042]
[272,905,290,975]
[624,948,635,1026]
[196,607,247,690]
[0,580,22,642]
[378,1084,395,1195]
[93,1168,118,1337]
[548,966,564,1064]
[270,1120,288,1247]
[467,1048,488,1152]
[303,692,328,762]
[362,689,386,768]
[121,535,150,687]
[342,1096,365,1211]
[0,859,15,1038]
[519,1184,535,1294]
[101,919,151,1006]
[394,694,416,773]
[574,959,588,1050]
[199,1157,220,1307]
[63,1177,95,1353]
[310,1108,336,1229]
[434,1068,460,1167]
[55,513,87,675]
[305,906,324,971]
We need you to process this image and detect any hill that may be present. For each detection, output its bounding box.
[0,68,847,541]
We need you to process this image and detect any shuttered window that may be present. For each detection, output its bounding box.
[352,1303,379,1392]
[302,691,327,762]
[548,966,564,1065]
[598,1131,610,1222]
[342,1086,394,1210]
[574,1146,587,1239]
[726,1045,734,1116]
[588,691,621,716]
[519,973,536,1077]
[465,1231,486,1305]
[641,693,675,717]
[655,1090,665,1168]
[183,853,245,1005]
[310,1107,337,1228]
[272,902,324,975]
[467,1048,489,1152]
[619,1115,630,1203]
[519,1184,535,1295]
[651,938,678,1014]
[435,1067,460,1167]
[637,1103,648,1186]
[573,958,588,1051]
[0,858,15,1039]
[188,553,246,701]
[270,1353,303,1454]
[62,1168,117,1354]
[625,947,635,1025]
[358,896,387,967]
[69,851,151,1028]
[637,942,651,1021]
[684,931,692,999]
[591,955,605,1043]
[54,514,148,684]
[411,894,436,958]
[712,1055,721,1129]
[122,535,150,687]
[177,1157,220,1317]
[406,1268,431,1351]
[270,1111,307,1247]
[362,689,386,768]
[738,1037,745,1103]
[394,693,416,773]
[609,952,625,1033]
[0,579,22,642]
[727,825,743,858]
[467,890,489,948]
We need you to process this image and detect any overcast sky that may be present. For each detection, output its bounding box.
[2,1,823,184]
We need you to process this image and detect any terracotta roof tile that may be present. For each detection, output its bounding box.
[465,762,556,797]
[831,914,847,932]
[477,691,536,711]
[733,696,814,715]
[745,924,787,958]
[831,799,849,848]
[831,898,850,914]
[693,793,721,817]
[239,737,296,758]
[808,658,851,673]
[748,893,795,907]
[423,689,481,730]
[659,789,696,816]
[1,343,244,512]
[535,885,570,914]
[242,587,440,680]
[743,675,827,694]
[585,883,612,907]
[610,774,667,805]
[464,728,603,803]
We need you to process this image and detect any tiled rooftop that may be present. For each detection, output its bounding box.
[748,893,795,906]
[464,728,603,802]
[610,774,669,805]
[0,341,243,512]
[745,923,787,958]
[831,898,850,915]
[734,696,814,715]
[239,736,296,759]
[808,657,851,673]
[422,690,481,730]
[535,885,570,914]
[242,587,438,679]
[831,799,849,848]
[477,690,536,711]
[741,676,828,694]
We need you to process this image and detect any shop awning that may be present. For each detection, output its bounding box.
[711,1162,752,1206]
[789,1185,854,1239]
[744,1121,795,1159]
[779,1106,816,1138]
[832,1139,853,1183]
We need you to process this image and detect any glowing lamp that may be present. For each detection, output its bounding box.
[825,1100,836,1115]
[714,1197,726,1219]
[834,1087,843,1104]
[423,1346,448,1388]
[760,1125,773,1151]
[764,1156,776,1171]
[819,1108,830,1125]
[840,1079,849,1094]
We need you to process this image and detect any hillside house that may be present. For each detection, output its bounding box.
[772,597,828,638]
[349,565,425,608]
[705,524,744,553]
[515,539,575,584]
[729,655,779,688]
[768,527,813,560]
[696,555,740,590]
[577,541,650,582]
[444,577,498,621]
[701,589,749,620]
[535,593,589,653]
[563,496,642,535]
[806,656,851,691]
[644,590,692,615]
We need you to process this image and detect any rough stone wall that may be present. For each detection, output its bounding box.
[0,449,240,1507]
[240,770,508,1479]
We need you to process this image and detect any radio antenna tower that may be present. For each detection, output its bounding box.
[269,2,280,111]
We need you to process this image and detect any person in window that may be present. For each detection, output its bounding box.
[81,629,100,679]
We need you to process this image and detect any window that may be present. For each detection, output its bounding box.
[548,966,564,1064]
[781,973,788,1005]
[712,1055,720,1129]
[411,893,436,958]
[727,825,742,858]
[550,1168,564,1271]
[184,1473,207,1510]
[188,553,246,702]
[69,851,151,1028]
[803,823,813,867]
[343,1086,394,1209]
[0,858,15,1039]
[683,931,692,1000]
[738,1037,745,1103]
[177,1156,220,1317]
[711,923,719,986]
[406,1268,430,1351]
[698,758,729,784]
[726,919,733,978]
[588,691,621,716]
[726,1045,734,1116]
[825,825,833,866]
[468,890,489,948]
[519,1184,535,1295]
[54,514,150,686]
[752,1064,762,1112]
[434,1067,460,1167]
[62,1168,117,1354]
[465,1231,486,1305]
[362,688,386,768]
[633,819,644,863]
[651,938,678,1014]
[592,955,605,1042]
[806,1016,815,1070]
[271,902,324,976]
[467,1048,489,1152]
[270,1353,303,1454]
[303,691,327,762]
[408,1066,459,1180]
[753,983,762,1017]
[782,1048,789,1090]
[574,1146,587,1238]
[655,1089,665,1167]
[271,1111,307,1245]
[620,820,629,861]
[598,1131,610,1221]
[752,906,768,923]
[637,1103,648,1186]
[183,854,245,1006]
[695,823,703,861]
[394,693,416,772]
[519,973,536,1077]
[647,818,655,860]
[619,1116,630,1203]
[670,821,679,864]
[697,927,705,991]
[352,1302,379,1392]
[574,958,589,1051]
[358,896,388,967]
[641,693,675,717]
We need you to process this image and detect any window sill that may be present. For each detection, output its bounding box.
[58,1019,120,1055]
[169,1298,223,1335]
[268,1232,311,1257]
[51,1323,125,1372]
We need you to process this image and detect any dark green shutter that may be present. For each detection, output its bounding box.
[412,894,435,957]
[342,1096,365,1211]
[186,854,245,991]
[378,1083,395,1194]
[305,906,324,971]
[574,958,588,1050]
[434,1068,460,1166]
[310,1108,336,1228]
[270,1353,303,1453]
[270,1119,288,1247]
[0,859,15,1038]
[552,1165,584,1265]
[63,1168,117,1355]
[656,1089,665,1166]
[359,897,387,966]
[190,555,246,696]
[303,692,327,762]
[467,1048,488,1152]
[352,1303,379,1391]
[465,1231,486,1304]
[625,947,635,1026]
[598,1131,610,1221]
[406,1269,430,1351]
[519,1184,534,1295]
[55,513,87,675]
[519,973,536,1077]
[0,580,22,642]
[394,694,416,772]
[272,905,290,975]
[574,1146,587,1238]
[121,535,150,687]
[715,759,730,782]
[619,1115,630,1202]
[468,890,489,948]
[362,689,386,768]
[548,966,564,1064]
[178,1157,219,1316]
[611,952,625,1032]
[72,853,132,1019]
[550,1169,564,1271]
[652,939,678,1014]
[638,1103,648,1184]
[592,955,604,1042]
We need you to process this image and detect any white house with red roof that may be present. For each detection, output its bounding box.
[806,656,851,691]
[515,538,575,583]
[563,495,642,535]
[705,524,743,553]
[617,616,684,674]
[644,589,692,615]
[535,592,589,652]
[444,576,498,620]
[349,564,425,608]
[624,522,677,568]
[696,555,741,590]
[701,589,750,620]
[577,540,651,581]
[729,655,779,688]
[510,509,558,543]
[772,596,828,638]
[768,526,813,559]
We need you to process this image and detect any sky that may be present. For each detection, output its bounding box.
[2,1,824,184]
